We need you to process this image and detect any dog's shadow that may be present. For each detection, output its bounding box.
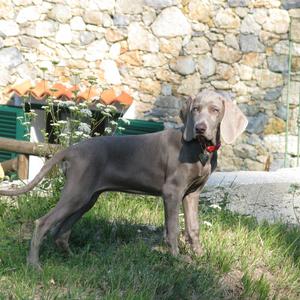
[39,216,224,299]
[69,216,164,250]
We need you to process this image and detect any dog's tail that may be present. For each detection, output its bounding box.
[0,149,67,196]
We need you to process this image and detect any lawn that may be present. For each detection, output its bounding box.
[0,191,299,299]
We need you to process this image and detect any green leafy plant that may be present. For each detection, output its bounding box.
[17,64,129,192]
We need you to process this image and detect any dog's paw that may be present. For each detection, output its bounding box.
[27,259,43,272]
[193,244,205,257]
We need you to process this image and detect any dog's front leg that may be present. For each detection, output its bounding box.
[182,191,203,256]
[163,193,181,256]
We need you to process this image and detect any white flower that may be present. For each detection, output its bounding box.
[107,105,117,112]
[104,127,112,134]
[203,221,212,227]
[78,122,91,134]
[109,120,118,126]
[120,118,130,125]
[65,100,75,107]
[80,108,92,117]
[102,111,112,117]
[57,120,68,125]
[78,102,87,108]
[59,133,68,138]
[96,103,105,109]
[74,131,83,136]
[209,204,222,210]
[69,106,79,112]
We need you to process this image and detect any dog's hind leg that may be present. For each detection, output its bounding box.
[27,178,96,270]
[53,192,100,254]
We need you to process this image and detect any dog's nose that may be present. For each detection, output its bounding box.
[195,122,207,134]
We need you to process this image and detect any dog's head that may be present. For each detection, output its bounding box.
[180,90,248,144]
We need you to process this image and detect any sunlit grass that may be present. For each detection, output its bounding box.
[0,192,299,299]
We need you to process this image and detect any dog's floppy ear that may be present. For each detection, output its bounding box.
[220,98,248,144]
[180,97,194,142]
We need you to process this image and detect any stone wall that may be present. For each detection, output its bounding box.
[0,0,299,171]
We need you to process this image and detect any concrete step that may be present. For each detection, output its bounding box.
[203,168,300,225]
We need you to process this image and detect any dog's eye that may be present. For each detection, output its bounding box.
[192,107,199,112]
[211,107,220,113]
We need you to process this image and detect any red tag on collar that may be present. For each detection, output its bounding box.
[206,143,221,153]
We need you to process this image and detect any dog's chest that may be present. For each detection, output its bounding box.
[185,161,211,194]
[196,161,211,182]
[198,152,209,167]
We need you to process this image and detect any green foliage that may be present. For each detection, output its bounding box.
[19,64,123,148]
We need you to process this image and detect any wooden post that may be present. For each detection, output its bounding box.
[1,158,18,172]
[0,137,62,157]
[17,154,29,180]
[0,137,63,180]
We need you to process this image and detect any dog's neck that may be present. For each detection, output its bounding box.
[199,125,221,167]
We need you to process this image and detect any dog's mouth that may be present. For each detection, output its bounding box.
[196,134,212,145]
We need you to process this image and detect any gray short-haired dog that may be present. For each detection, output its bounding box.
[0,89,248,270]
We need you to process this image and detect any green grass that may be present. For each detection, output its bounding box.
[0,192,300,299]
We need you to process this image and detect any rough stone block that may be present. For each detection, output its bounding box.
[267,55,289,73]
[246,113,268,134]
[282,0,300,9]
[228,0,249,7]
[0,47,23,69]
[171,56,196,75]
[152,7,191,37]
[240,34,265,53]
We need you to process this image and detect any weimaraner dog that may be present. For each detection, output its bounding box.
[0,89,248,269]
